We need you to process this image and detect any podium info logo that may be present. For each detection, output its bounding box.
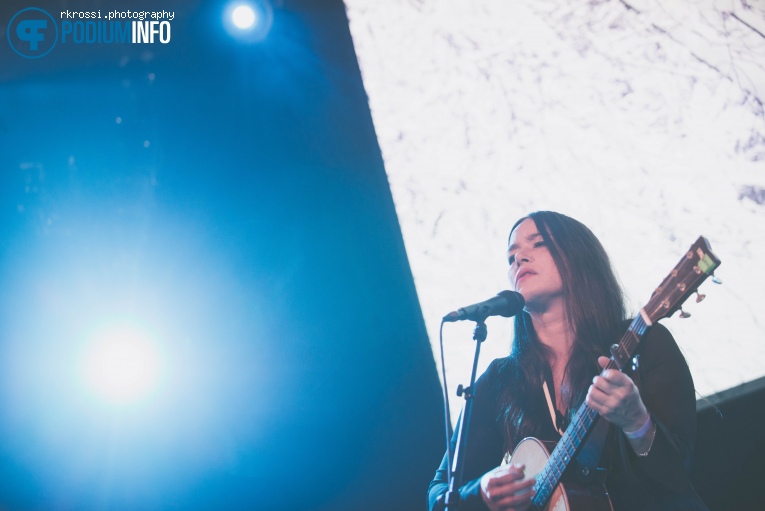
[7,7,58,58]
[6,7,174,58]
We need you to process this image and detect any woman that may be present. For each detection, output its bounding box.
[428,211,707,511]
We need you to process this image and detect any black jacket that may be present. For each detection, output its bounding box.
[428,322,708,511]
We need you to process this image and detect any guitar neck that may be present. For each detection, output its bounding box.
[531,314,651,508]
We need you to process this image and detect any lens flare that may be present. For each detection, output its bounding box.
[223,1,273,42]
[82,324,162,404]
[232,5,256,30]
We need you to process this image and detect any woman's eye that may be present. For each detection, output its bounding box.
[508,254,516,264]
[533,241,545,248]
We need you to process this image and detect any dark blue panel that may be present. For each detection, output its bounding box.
[0,1,444,510]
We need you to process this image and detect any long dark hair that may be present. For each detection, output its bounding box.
[498,211,626,450]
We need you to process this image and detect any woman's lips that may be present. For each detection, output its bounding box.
[516,270,535,284]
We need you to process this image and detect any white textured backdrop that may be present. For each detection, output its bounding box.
[344,0,765,423]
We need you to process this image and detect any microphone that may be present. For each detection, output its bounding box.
[442,291,525,323]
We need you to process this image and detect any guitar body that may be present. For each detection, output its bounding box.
[510,438,614,511]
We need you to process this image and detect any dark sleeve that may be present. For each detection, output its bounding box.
[618,322,704,501]
[427,359,507,511]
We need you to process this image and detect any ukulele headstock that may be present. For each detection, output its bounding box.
[643,236,721,323]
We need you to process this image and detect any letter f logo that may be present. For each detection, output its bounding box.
[17,20,47,50]
[7,8,58,58]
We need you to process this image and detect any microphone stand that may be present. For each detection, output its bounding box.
[444,318,488,511]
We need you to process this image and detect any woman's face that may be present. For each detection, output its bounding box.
[507,218,564,310]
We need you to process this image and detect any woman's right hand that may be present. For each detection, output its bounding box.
[479,464,536,511]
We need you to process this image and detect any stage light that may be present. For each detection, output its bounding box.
[232,5,256,30]
[223,1,273,42]
[82,323,162,405]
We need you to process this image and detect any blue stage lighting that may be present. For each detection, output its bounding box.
[223,1,273,42]
[81,322,163,405]
[232,5,256,30]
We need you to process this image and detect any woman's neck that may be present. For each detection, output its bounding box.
[529,298,572,412]
[528,297,572,368]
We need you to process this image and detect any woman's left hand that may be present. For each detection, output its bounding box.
[585,356,648,432]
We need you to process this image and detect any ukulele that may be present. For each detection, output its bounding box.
[509,236,721,511]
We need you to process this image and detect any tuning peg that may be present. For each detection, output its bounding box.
[679,308,691,318]
[695,292,706,303]
[711,274,722,285]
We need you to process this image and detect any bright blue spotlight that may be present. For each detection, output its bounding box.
[232,5,256,30]
[82,323,163,405]
[223,1,273,42]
